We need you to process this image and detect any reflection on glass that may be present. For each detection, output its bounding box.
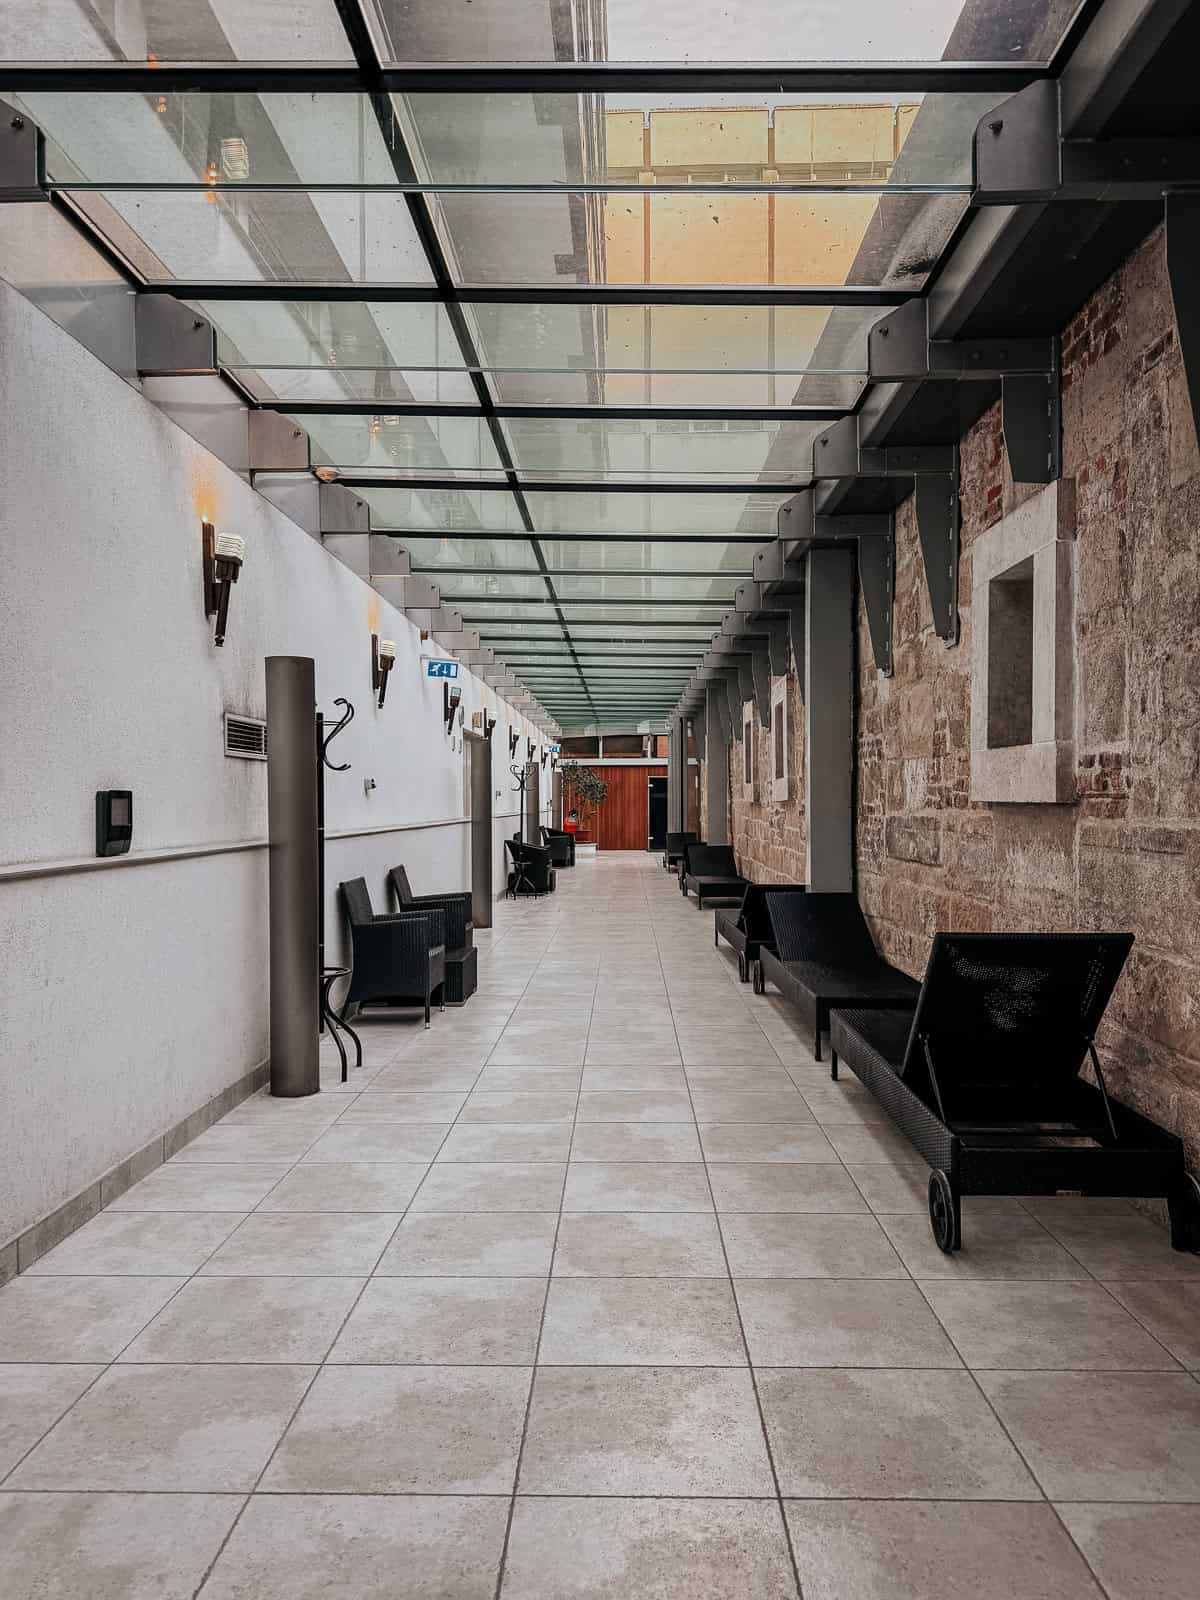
[502,417,820,481]
[299,413,504,474]
[357,485,525,531]
[524,489,788,537]
[435,573,737,602]
[0,2,353,61]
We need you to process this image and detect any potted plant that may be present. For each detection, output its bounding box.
[562,765,608,843]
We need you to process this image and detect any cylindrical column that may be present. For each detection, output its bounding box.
[266,655,320,1097]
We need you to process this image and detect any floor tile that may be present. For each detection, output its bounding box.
[0,1492,242,1600]
[438,1122,573,1163]
[1105,1280,1200,1368]
[369,1064,483,1091]
[412,1163,566,1213]
[879,1211,1089,1279]
[519,1366,775,1496]
[553,1213,726,1277]
[688,1090,815,1123]
[459,1091,579,1123]
[335,1091,467,1123]
[569,1122,702,1162]
[0,1364,102,1475]
[107,1163,291,1211]
[473,1066,583,1091]
[737,1279,961,1367]
[170,1125,321,1163]
[575,1091,695,1122]
[822,1123,926,1165]
[0,1276,185,1362]
[539,1278,744,1365]
[720,1214,907,1278]
[707,1163,868,1214]
[683,1064,799,1091]
[376,1212,558,1277]
[978,1371,1200,1500]
[580,1064,687,1090]
[843,1162,931,1213]
[201,1494,510,1599]
[261,1365,529,1493]
[922,1280,1182,1369]
[1033,1209,1200,1280]
[301,1123,448,1163]
[1057,1502,1200,1600]
[118,1277,363,1364]
[699,1123,838,1163]
[199,1212,399,1276]
[253,1161,427,1213]
[329,1277,546,1364]
[784,1501,1104,1600]
[9,1364,314,1491]
[799,1088,893,1126]
[758,1368,1036,1499]
[562,1162,713,1213]
[501,1498,798,1600]
[27,1212,242,1276]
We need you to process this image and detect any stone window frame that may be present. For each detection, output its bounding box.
[771,676,788,802]
[969,478,1076,804]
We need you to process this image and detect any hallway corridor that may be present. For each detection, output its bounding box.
[2,852,1199,1597]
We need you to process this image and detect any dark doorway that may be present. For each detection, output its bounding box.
[647,777,668,851]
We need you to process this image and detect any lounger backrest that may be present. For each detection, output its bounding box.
[687,845,740,878]
[339,877,375,927]
[666,831,698,854]
[764,891,880,966]
[899,931,1134,1096]
[388,865,415,906]
[738,883,806,939]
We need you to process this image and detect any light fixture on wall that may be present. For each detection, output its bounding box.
[314,465,339,483]
[508,728,519,759]
[527,738,535,762]
[484,713,497,741]
[372,635,397,707]
[443,682,463,736]
[202,521,245,647]
[540,746,548,769]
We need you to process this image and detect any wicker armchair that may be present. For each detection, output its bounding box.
[753,891,918,1061]
[663,831,698,871]
[681,844,748,908]
[540,825,575,867]
[388,864,473,953]
[715,881,806,981]
[339,877,446,1029]
[505,837,556,898]
[826,932,1198,1256]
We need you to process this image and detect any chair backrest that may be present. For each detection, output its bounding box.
[389,864,415,906]
[686,844,740,878]
[764,890,880,966]
[665,831,698,854]
[339,877,375,927]
[899,932,1134,1101]
[738,882,805,939]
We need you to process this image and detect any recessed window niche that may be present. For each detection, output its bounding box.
[970,479,1076,803]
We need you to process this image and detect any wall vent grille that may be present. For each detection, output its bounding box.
[224,713,268,760]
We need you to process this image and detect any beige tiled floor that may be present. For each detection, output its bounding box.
[1,851,1199,1596]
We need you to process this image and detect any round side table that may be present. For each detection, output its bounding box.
[320,966,363,1084]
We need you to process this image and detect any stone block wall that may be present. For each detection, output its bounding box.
[729,670,807,882]
[856,223,1200,1167]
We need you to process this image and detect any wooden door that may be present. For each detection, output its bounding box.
[596,765,667,851]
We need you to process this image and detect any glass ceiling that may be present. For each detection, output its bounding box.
[0,0,1083,726]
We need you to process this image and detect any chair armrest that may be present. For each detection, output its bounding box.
[399,893,471,946]
[373,909,446,949]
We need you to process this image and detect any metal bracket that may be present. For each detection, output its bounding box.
[856,525,896,677]
[749,641,772,728]
[249,411,310,473]
[915,465,961,644]
[1166,191,1200,443]
[868,297,1055,381]
[322,482,370,535]
[811,417,955,482]
[134,296,217,375]
[1003,360,1063,484]
[0,102,42,201]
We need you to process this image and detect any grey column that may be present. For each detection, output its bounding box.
[704,685,730,845]
[667,717,686,833]
[525,760,540,843]
[466,731,493,929]
[805,548,855,892]
[552,767,563,829]
[265,656,320,1097]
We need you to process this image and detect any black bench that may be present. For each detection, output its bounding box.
[827,931,1199,1255]
[753,890,918,1060]
[681,843,748,909]
[715,882,806,982]
[388,865,477,1005]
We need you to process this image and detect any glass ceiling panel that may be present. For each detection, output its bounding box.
[356,486,525,532]
[399,537,756,572]
[297,414,504,474]
[524,490,789,537]
[0,1,353,61]
[501,418,820,481]
[205,298,463,364]
[437,574,737,602]
[431,190,968,291]
[366,1,1080,63]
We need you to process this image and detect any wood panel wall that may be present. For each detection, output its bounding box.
[565,765,668,850]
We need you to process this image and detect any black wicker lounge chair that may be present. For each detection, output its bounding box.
[505,837,556,898]
[339,877,446,1029]
[715,882,806,982]
[826,932,1200,1255]
[541,825,575,867]
[388,865,477,1004]
[681,844,748,909]
[663,830,699,871]
[753,891,919,1060]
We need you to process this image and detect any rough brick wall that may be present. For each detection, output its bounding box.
[730,670,807,882]
[856,224,1200,1168]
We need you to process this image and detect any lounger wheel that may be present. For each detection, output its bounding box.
[737,951,748,983]
[751,960,765,995]
[928,1170,961,1254]
[1168,1173,1200,1252]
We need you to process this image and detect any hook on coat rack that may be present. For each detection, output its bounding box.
[321,698,354,771]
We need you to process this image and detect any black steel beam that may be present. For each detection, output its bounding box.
[336,475,800,494]
[151,281,906,308]
[1058,0,1196,137]
[376,530,761,544]
[256,401,849,423]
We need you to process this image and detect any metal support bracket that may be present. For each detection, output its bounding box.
[135,296,218,375]
[248,411,311,473]
[915,465,961,644]
[1002,360,1062,484]
[856,525,896,677]
[868,297,1055,381]
[749,640,773,728]
[0,101,42,201]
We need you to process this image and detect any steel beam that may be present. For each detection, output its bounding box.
[857,528,896,678]
[135,297,217,376]
[915,468,961,645]
[867,298,1054,381]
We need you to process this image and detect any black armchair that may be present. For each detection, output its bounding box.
[388,864,473,953]
[339,877,446,1028]
[541,825,575,867]
[664,831,698,871]
[505,837,556,898]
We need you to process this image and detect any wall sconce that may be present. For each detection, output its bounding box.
[527,738,535,762]
[443,682,462,736]
[202,522,245,647]
[540,746,548,769]
[508,728,519,759]
[484,714,497,741]
[372,634,397,707]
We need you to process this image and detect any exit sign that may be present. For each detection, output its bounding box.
[425,659,460,680]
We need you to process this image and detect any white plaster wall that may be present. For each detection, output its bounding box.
[0,277,548,1246]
